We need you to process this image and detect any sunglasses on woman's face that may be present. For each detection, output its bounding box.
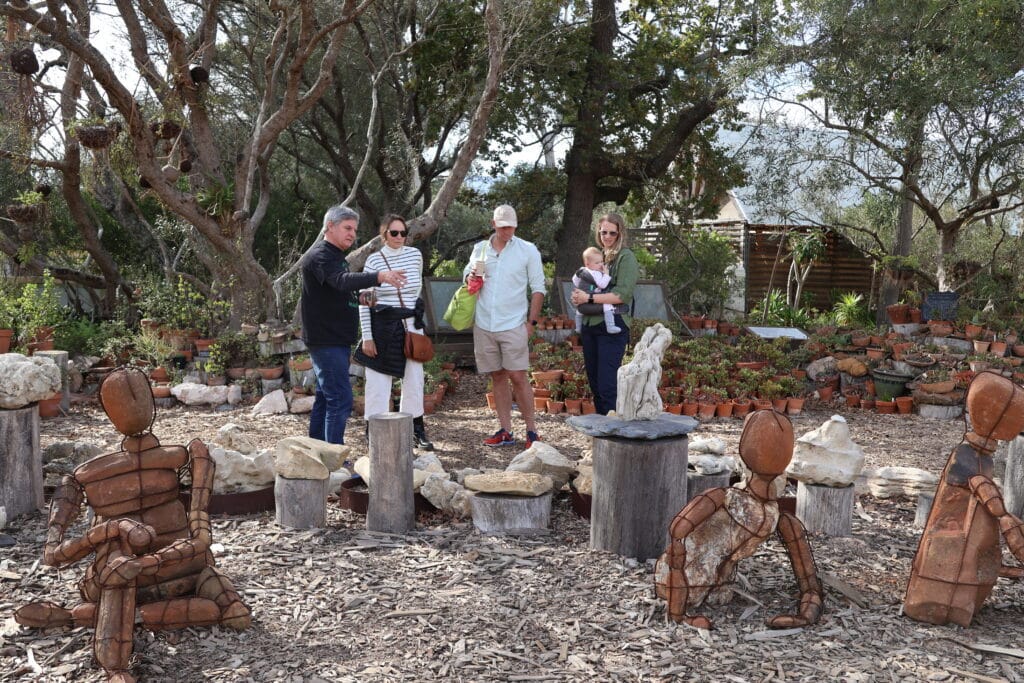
[389,230,408,237]
[600,230,617,236]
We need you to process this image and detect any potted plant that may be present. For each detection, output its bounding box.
[17,270,65,350]
[0,287,15,353]
[131,328,176,381]
[255,351,285,380]
[6,189,45,223]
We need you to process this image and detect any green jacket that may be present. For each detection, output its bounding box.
[583,248,638,329]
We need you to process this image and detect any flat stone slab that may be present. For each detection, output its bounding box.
[917,403,963,419]
[566,413,698,440]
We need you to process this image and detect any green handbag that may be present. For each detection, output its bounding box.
[443,283,477,331]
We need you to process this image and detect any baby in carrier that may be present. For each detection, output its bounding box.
[572,247,621,334]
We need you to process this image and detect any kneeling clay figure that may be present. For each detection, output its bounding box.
[904,371,1024,626]
[15,368,251,682]
[654,409,822,628]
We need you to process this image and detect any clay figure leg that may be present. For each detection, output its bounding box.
[969,475,1024,575]
[139,567,251,631]
[14,601,96,629]
[769,512,823,628]
[93,545,139,683]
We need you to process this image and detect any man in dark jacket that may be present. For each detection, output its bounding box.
[301,205,406,444]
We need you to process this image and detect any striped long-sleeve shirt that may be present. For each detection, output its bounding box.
[359,245,424,342]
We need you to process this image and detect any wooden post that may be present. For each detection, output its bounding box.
[367,412,415,534]
[274,475,328,529]
[796,482,854,537]
[914,492,934,528]
[470,492,552,534]
[34,350,70,412]
[1005,435,1024,518]
[687,471,731,500]
[590,435,688,560]
[0,405,43,518]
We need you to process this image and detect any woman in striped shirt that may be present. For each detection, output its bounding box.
[355,215,434,450]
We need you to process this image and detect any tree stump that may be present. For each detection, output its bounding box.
[470,491,552,534]
[687,471,731,500]
[914,492,934,528]
[796,482,854,536]
[367,412,415,534]
[590,435,689,560]
[0,406,43,519]
[274,475,328,529]
[34,350,70,412]
[1005,435,1024,518]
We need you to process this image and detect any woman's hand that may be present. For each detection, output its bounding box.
[570,288,587,306]
[362,340,377,358]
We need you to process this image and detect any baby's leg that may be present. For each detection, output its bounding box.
[603,305,621,333]
[575,311,583,333]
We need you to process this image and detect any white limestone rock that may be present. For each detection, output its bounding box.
[506,442,577,490]
[455,467,484,485]
[464,471,553,496]
[420,474,473,517]
[288,394,315,414]
[856,466,938,499]
[353,454,432,489]
[171,382,230,407]
[274,436,353,480]
[0,353,61,409]
[690,454,738,476]
[689,436,727,455]
[209,446,275,493]
[213,423,258,455]
[251,389,289,415]
[573,464,593,496]
[616,324,673,420]
[227,384,243,406]
[787,415,865,487]
[414,452,447,475]
[42,441,102,465]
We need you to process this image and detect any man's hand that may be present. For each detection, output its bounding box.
[362,340,377,358]
[466,274,484,295]
[377,269,406,288]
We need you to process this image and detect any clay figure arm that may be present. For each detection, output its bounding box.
[768,511,823,628]
[968,474,1024,563]
[132,440,214,578]
[663,489,728,628]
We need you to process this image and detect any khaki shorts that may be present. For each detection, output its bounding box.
[474,324,529,373]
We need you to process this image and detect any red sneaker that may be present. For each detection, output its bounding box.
[483,428,515,447]
[525,431,541,449]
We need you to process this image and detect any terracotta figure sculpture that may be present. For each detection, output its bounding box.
[15,369,251,682]
[654,409,823,628]
[904,371,1024,626]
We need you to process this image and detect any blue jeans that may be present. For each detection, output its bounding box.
[581,316,629,415]
[308,345,353,444]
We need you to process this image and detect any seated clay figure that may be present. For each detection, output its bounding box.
[15,368,251,683]
[904,371,1024,626]
[654,409,823,629]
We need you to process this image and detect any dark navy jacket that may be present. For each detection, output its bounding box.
[300,240,378,347]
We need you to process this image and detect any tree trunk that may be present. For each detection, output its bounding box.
[877,125,921,324]
[557,161,600,280]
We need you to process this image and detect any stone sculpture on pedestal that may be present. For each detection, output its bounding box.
[904,371,1024,626]
[654,409,823,629]
[15,368,251,683]
[615,322,672,420]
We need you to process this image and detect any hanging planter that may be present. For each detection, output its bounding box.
[10,48,39,75]
[189,64,210,84]
[75,125,114,149]
[6,203,40,223]
[150,120,182,139]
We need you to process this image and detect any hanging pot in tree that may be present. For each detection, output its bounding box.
[138,174,152,189]
[6,203,40,223]
[150,120,182,139]
[10,48,39,75]
[75,124,113,149]
[33,183,51,197]
[189,64,209,84]
[179,158,193,173]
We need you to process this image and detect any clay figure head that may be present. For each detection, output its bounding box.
[966,371,1024,443]
[99,368,156,436]
[738,409,794,476]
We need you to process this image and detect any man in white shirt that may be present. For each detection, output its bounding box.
[464,205,546,448]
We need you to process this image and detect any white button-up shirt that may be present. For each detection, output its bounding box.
[464,235,546,333]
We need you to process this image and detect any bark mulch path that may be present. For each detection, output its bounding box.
[2,374,1023,682]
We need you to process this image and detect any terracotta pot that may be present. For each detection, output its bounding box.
[732,399,751,418]
[565,398,583,415]
[37,393,62,418]
[227,367,248,380]
[665,403,683,415]
[865,347,886,361]
[875,400,896,414]
[546,399,565,414]
[929,322,953,337]
[919,380,955,394]
[531,369,563,385]
[151,383,172,398]
[890,342,914,360]
[681,401,699,417]
[860,397,875,410]
[869,335,885,347]
[817,385,834,401]
[791,369,807,380]
[908,308,922,323]
[990,341,1008,357]
[0,328,11,353]
[736,361,767,371]
[257,366,284,380]
[423,397,436,415]
[1013,344,1024,357]
[206,375,226,386]
[194,338,215,353]
[149,366,170,383]
[533,397,548,411]
[894,395,914,415]
[844,392,861,407]
[533,387,552,399]
[886,304,911,324]
[581,400,597,415]
[289,358,313,372]
[851,336,870,348]
[973,340,991,354]
[715,401,734,418]
[786,397,805,416]
[965,323,983,340]
[771,398,789,413]
[697,402,717,419]
[752,398,773,411]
